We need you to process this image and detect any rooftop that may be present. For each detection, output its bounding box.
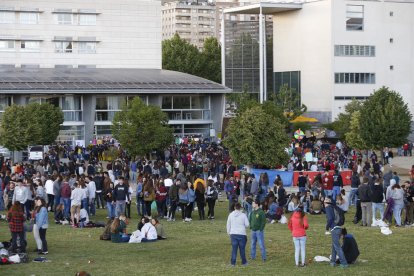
[0,68,231,94]
[224,1,302,14]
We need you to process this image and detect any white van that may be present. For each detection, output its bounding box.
[28,145,45,161]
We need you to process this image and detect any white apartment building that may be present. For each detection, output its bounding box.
[0,0,229,145]
[162,1,216,49]
[224,0,414,125]
[0,0,161,69]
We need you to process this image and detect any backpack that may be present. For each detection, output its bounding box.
[211,188,218,200]
[333,205,345,226]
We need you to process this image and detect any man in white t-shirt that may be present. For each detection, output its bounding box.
[85,176,96,216]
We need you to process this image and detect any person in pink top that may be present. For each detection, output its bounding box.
[288,206,309,267]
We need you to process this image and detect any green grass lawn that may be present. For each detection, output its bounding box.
[0,200,412,276]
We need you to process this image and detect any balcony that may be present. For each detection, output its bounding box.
[165,110,211,121]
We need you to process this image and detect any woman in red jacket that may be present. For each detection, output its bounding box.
[288,206,309,267]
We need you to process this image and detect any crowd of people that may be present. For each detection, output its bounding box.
[0,137,413,268]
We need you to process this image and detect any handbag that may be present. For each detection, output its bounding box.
[25,221,34,232]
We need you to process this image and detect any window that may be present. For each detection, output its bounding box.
[0,11,14,23]
[346,5,364,31]
[21,41,40,52]
[334,73,375,84]
[21,64,39,68]
[78,42,96,54]
[20,12,39,24]
[334,45,375,57]
[55,41,72,53]
[0,40,15,51]
[78,14,96,25]
[55,13,72,25]
[273,71,301,96]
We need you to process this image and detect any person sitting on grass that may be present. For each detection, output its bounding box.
[139,217,157,242]
[151,218,167,240]
[337,228,360,265]
[100,218,114,241]
[309,196,323,215]
[266,198,279,223]
[110,215,129,243]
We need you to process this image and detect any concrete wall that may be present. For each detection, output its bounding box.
[273,0,333,122]
[0,0,162,69]
[332,0,414,120]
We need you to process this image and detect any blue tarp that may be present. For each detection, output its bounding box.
[250,169,294,187]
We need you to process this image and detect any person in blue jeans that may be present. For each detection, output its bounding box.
[324,198,348,268]
[249,199,267,262]
[226,202,249,266]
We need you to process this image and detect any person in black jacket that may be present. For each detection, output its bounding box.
[112,177,130,218]
[358,177,372,226]
[94,173,104,209]
[339,228,360,265]
[371,178,384,224]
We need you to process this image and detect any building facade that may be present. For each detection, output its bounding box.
[0,0,229,145]
[162,1,216,49]
[224,0,414,124]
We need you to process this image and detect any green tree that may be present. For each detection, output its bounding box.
[271,84,307,121]
[345,111,366,149]
[199,37,221,83]
[359,86,412,149]
[223,106,289,167]
[26,103,64,145]
[111,97,173,157]
[0,105,30,151]
[162,33,201,76]
[327,98,363,137]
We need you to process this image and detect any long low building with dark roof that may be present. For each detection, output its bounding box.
[0,68,231,144]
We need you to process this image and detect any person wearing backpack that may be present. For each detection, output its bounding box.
[324,197,348,268]
[206,180,217,219]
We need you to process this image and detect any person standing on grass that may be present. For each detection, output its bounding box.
[249,199,267,262]
[70,182,83,227]
[206,179,217,219]
[7,201,26,253]
[35,197,49,255]
[113,176,130,218]
[288,206,309,267]
[358,177,372,227]
[226,202,249,266]
[324,197,348,268]
[167,178,179,221]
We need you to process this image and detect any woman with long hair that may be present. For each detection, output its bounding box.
[195,180,206,220]
[124,179,132,219]
[288,206,309,267]
[110,215,129,243]
[32,197,43,253]
[35,197,49,254]
[143,179,155,218]
[8,201,26,253]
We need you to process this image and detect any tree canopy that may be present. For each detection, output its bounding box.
[223,105,290,167]
[162,34,221,83]
[0,103,63,151]
[345,111,366,149]
[270,84,307,121]
[326,98,363,137]
[111,97,173,157]
[359,86,412,149]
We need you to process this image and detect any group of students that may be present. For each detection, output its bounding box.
[101,215,166,243]
[6,197,49,255]
[226,196,360,268]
